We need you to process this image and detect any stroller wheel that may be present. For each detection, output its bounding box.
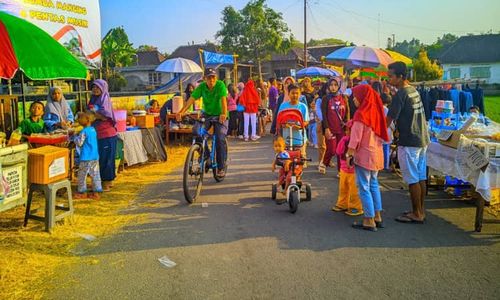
[271,183,277,200]
[305,183,312,201]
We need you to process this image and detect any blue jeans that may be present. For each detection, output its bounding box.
[383,143,390,170]
[308,123,317,145]
[206,119,228,170]
[355,165,382,218]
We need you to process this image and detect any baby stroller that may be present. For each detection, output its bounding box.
[272,108,312,213]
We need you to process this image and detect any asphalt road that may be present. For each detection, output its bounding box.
[48,134,500,300]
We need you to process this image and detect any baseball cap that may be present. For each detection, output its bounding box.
[204,68,217,77]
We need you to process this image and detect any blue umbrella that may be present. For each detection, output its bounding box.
[296,66,340,78]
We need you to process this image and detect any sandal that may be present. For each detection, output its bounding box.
[395,214,425,224]
[375,220,385,228]
[318,163,326,174]
[402,211,426,221]
[352,221,377,232]
[345,209,364,216]
[331,205,347,212]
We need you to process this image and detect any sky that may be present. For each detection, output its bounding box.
[99,0,500,53]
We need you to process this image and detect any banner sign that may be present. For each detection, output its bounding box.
[0,0,101,68]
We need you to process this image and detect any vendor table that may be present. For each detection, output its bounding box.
[117,130,148,166]
[165,113,199,145]
[427,140,499,232]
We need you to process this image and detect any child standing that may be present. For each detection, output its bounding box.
[74,112,102,199]
[147,99,161,125]
[271,136,291,196]
[308,100,318,148]
[18,101,45,136]
[331,120,363,216]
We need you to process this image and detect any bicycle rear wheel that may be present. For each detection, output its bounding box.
[183,143,204,203]
[213,138,228,182]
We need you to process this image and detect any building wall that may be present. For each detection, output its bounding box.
[442,62,500,84]
[120,70,174,91]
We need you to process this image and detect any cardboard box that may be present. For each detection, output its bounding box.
[135,115,154,128]
[438,117,476,149]
[28,146,69,184]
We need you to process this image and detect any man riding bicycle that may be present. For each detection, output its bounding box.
[176,68,228,177]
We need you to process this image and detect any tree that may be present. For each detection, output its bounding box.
[390,38,423,58]
[308,38,345,46]
[216,0,293,78]
[101,26,136,78]
[136,45,158,52]
[413,49,443,81]
[425,33,458,59]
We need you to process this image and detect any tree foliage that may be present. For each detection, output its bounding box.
[216,0,293,76]
[101,26,136,77]
[389,34,459,60]
[413,49,443,81]
[136,45,158,52]
[308,38,346,47]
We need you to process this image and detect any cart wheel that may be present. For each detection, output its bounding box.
[289,189,299,214]
[305,183,312,202]
[271,183,277,200]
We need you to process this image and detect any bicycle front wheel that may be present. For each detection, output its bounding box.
[183,143,204,203]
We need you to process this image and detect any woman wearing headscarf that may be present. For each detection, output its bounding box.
[300,77,316,106]
[238,79,261,141]
[347,84,389,231]
[43,87,75,132]
[89,79,117,191]
[321,77,349,176]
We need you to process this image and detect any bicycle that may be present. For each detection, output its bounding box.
[182,115,228,203]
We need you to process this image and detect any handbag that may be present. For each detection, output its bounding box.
[237,104,245,112]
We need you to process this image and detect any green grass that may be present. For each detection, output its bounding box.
[485,96,500,123]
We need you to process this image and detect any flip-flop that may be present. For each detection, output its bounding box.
[352,221,377,232]
[331,206,347,212]
[375,221,385,228]
[395,215,425,224]
[402,211,426,221]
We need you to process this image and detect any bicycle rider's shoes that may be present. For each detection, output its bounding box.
[217,169,226,177]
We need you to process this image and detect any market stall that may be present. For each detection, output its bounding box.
[427,104,500,231]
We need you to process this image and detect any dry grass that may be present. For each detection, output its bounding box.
[0,145,188,300]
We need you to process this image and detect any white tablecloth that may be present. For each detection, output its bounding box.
[117,130,148,166]
[427,141,500,202]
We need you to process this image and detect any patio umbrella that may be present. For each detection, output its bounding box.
[155,57,203,93]
[325,46,394,69]
[0,12,87,80]
[296,66,340,78]
[383,49,413,67]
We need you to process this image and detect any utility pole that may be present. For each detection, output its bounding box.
[304,0,307,68]
[392,33,396,48]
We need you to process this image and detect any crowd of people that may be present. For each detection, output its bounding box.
[17,61,430,231]
[172,62,429,232]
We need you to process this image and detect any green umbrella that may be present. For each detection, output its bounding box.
[0,11,87,80]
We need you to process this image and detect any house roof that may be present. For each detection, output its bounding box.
[137,50,166,65]
[307,45,345,61]
[271,47,318,63]
[439,34,500,64]
[169,44,218,61]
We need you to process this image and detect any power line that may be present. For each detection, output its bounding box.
[328,0,494,34]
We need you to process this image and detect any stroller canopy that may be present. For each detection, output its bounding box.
[276,109,305,131]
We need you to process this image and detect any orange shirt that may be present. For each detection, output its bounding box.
[348,121,384,171]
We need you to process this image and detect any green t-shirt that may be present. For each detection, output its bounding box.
[190,80,227,116]
[18,117,44,135]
